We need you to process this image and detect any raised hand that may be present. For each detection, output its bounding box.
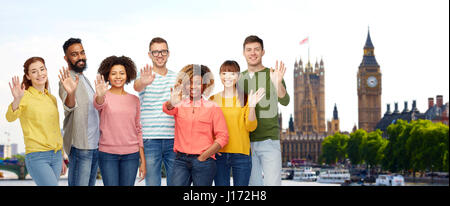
[269,60,286,87]
[169,85,182,106]
[8,76,25,101]
[58,67,79,95]
[248,88,266,108]
[139,64,156,86]
[94,74,109,98]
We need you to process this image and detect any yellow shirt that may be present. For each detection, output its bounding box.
[210,93,257,155]
[5,86,63,154]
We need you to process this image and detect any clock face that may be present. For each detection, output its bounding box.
[367,76,378,88]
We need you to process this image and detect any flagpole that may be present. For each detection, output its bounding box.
[307,35,310,63]
[308,36,310,63]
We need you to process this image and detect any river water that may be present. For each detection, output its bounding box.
[0,171,446,186]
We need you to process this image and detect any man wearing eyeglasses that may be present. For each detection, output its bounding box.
[134,37,177,186]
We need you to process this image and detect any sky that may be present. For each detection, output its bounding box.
[0,0,448,154]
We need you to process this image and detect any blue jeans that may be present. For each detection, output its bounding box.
[143,139,176,186]
[249,139,282,186]
[25,150,62,186]
[171,153,216,186]
[214,153,252,186]
[68,146,99,186]
[98,151,140,186]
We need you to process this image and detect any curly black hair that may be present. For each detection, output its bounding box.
[97,55,137,85]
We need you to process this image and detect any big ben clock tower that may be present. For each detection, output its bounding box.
[357,29,382,132]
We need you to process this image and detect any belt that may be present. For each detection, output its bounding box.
[177,152,200,157]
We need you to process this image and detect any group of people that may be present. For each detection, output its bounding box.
[5,35,290,186]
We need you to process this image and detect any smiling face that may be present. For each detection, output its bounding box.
[243,42,265,67]
[148,42,169,68]
[189,75,203,100]
[108,65,127,88]
[26,61,48,89]
[220,72,239,89]
[65,43,87,73]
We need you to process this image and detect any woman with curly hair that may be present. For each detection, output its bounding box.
[163,64,228,186]
[93,55,146,186]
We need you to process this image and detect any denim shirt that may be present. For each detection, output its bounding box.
[80,75,101,149]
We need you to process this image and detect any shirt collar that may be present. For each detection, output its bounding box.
[28,86,49,95]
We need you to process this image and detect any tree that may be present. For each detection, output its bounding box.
[361,129,387,174]
[321,132,349,165]
[406,120,433,174]
[383,119,412,174]
[347,129,367,166]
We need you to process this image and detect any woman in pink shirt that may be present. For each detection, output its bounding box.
[163,64,228,186]
[94,55,146,186]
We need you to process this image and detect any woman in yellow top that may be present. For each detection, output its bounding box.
[210,60,265,186]
[5,57,67,186]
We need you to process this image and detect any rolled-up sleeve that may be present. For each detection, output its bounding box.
[244,105,258,132]
[6,103,22,122]
[212,106,229,148]
[162,101,178,116]
[278,79,290,106]
[93,94,107,111]
[59,82,78,112]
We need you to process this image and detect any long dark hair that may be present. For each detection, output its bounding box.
[22,57,49,90]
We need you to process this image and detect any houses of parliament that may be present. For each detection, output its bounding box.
[280,30,382,165]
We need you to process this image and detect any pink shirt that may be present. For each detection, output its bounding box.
[163,98,228,159]
[94,91,143,155]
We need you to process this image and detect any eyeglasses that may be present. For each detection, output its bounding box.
[150,50,169,57]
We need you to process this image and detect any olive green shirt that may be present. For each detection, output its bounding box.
[237,67,290,142]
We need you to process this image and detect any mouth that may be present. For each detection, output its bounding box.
[224,80,234,85]
[36,76,47,82]
[112,80,124,85]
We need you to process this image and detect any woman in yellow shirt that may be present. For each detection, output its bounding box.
[5,57,67,186]
[210,60,265,186]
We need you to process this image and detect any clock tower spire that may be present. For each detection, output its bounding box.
[357,28,382,132]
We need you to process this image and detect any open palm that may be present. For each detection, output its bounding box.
[8,76,25,100]
[169,86,182,106]
[59,67,79,95]
[140,64,156,86]
[95,74,109,98]
[270,60,286,87]
[248,88,266,108]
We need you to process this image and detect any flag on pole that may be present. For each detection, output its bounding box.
[300,37,309,45]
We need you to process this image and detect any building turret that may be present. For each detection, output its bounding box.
[402,101,410,114]
[385,104,392,115]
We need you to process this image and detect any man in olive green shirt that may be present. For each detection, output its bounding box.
[237,35,289,186]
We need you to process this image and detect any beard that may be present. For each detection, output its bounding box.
[69,59,87,73]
